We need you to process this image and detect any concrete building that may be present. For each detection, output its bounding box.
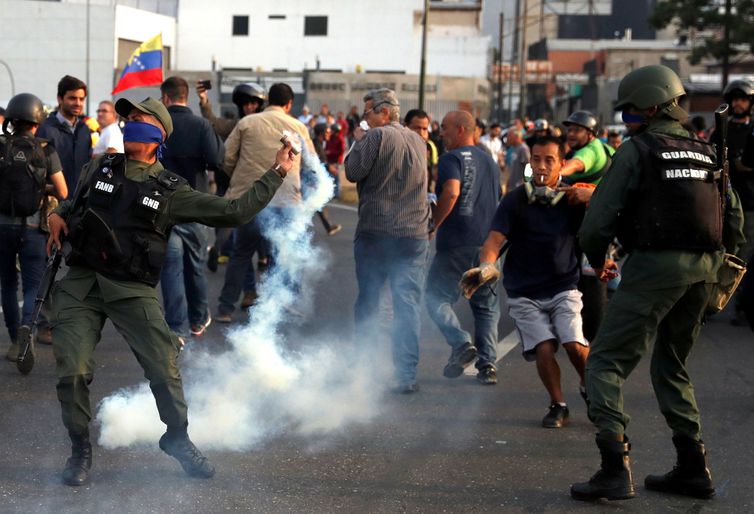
[1,0,490,121]
[176,0,489,78]
[0,0,176,112]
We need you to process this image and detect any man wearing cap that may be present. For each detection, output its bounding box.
[45,97,295,486]
[570,65,745,502]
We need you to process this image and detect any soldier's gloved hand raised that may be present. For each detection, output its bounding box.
[459,262,501,299]
[46,213,68,257]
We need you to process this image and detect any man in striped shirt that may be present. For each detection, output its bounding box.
[345,88,431,394]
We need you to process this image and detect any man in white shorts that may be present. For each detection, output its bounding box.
[464,135,613,428]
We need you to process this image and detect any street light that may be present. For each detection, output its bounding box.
[418,0,429,110]
[0,59,16,98]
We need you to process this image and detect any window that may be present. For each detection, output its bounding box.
[232,15,249,36]
[269,14,286,20]
[304,16,328,36]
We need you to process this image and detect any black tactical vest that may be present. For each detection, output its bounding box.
[65,154,186,286]
[617,132,722,252]
[0,134,48,217]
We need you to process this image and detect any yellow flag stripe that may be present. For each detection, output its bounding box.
[126,34,163,66]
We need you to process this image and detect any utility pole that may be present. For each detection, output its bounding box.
[496,12,504,121]
[418,0,430,110]
[508,0,521,118]
[86,0,90,113]
[518,0,528,121]
[539,0,545,40]
[722,0,732,89]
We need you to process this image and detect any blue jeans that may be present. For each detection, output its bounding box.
[160,223,210,336]
[354,233,429,385]
[218,217,263,315]
[425,247,500,369]
[0,225,47,342]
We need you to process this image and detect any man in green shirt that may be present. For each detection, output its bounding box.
[560,110,614,186]
[570,66,745,502]
[560,111,616,346]
[46,97,295,486]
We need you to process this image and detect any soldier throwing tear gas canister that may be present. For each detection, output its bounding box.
[46,97,296,486]
[570,65,745,502]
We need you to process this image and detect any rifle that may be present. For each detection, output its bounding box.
[16,246,62,374]
[17,179,88,375]
[714,103,730,213]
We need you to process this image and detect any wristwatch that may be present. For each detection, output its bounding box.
[272,163,287,178]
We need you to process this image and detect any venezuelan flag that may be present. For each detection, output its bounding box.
[112,34,164,94]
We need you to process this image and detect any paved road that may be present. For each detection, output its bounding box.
[1,203,752,513]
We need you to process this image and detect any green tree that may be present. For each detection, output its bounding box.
[650,0,754,87]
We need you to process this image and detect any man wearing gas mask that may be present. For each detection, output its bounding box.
[45,97,295,487]
[461,135,606,429]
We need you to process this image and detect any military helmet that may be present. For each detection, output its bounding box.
[5,93,46,125]
[232,82,267,107]
[563,110,598,133]
[723,79,754,103]
[614,64,685,111]
[534,118,549,131]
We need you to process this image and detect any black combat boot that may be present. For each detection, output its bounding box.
[62,432,92,486]
[571,434,636,501]
[644,435,715,499]
[159,429,215,478]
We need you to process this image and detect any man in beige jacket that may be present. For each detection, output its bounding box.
[217,83,314,321]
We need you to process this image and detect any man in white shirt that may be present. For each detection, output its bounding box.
[479,123,504,165]
[93,100,124,156]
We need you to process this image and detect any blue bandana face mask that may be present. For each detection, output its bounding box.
[123,121,166,159]
[621,111,646,124]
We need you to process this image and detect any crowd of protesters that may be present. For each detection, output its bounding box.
[1,65,752,500]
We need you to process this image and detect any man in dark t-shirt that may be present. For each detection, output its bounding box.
[425,111,501,384]
[468,136,611,428]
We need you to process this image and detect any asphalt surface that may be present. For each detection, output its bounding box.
[1,202,753,513]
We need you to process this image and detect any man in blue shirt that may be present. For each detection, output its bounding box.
[467,135,609,427]
[426,111,501,384]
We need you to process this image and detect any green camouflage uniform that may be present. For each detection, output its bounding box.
[579,118,745,441]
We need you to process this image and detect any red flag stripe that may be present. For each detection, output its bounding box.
[112,68,164,95]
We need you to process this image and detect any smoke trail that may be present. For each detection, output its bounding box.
[97,136,386,450]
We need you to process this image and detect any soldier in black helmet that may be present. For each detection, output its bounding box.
[0,93,68,361]
[716,79,754,325]
[570,64,745,502]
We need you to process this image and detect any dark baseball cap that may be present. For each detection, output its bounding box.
[115,97,173,138]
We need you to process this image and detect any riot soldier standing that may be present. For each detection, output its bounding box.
[0,93,68,361]
[717,79,754,324]
[570,65,745,501]
[46,97,294,486]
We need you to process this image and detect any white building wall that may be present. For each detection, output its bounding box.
[176,0,488,77]
[0,0,176,112]
[114,5,177,69]
[0,0,115,111]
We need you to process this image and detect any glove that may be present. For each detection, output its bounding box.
[459,262,501,299]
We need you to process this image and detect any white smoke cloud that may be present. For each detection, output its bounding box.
[96,136,386,450]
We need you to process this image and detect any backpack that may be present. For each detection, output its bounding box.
[0,134,47,217]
